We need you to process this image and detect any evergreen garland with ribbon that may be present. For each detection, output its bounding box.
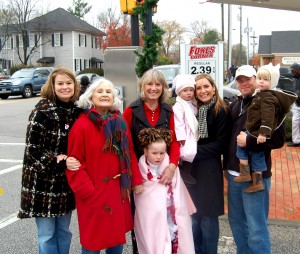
[133,0,164,78]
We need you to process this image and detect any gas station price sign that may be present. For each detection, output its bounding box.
[180,43,223,94]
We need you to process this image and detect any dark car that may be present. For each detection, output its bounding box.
[280,67,293,80]
[223,76,295,104]
[76,73,101,83]
[0,67,52,99]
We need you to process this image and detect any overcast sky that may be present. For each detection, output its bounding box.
[41,0,299,48]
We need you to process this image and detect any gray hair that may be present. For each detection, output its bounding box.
[76,78,121,111]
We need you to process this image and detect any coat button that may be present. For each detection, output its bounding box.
[103,205,112,215]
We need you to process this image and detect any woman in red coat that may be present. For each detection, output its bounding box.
[66,78,143,253]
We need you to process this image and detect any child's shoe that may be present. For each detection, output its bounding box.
[244,172,264,193]
[234,164,252,183]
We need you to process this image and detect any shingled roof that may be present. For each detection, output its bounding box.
[258,31,300,55]
[5,8,106,36]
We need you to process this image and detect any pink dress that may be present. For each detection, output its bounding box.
[134,154,196,254]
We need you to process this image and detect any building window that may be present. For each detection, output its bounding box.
[2,37,13,49]
[52,33,63,47]
[95,37,99,49]
[79,34,86,47]
[75,59,81,72]
[29,34,37,47]
[84,59,89,69]
[18,34,24,48]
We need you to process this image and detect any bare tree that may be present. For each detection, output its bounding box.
[190,20,211,43]
[6,0,49,65]
[97,7,123,33]
[156,20,185,60]
[0,7,17,53]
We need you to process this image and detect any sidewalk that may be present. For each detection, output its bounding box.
[224,143,300,221]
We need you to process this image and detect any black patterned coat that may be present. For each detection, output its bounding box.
[18,99,79,218]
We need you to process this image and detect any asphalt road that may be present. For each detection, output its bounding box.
[0,96,299,254]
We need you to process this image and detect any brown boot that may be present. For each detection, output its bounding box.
[244,172,265,193]
[234,164,252,182]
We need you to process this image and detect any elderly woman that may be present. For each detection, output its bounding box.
[122,69,180,253]
[66,78,143,254]
[18,67,80,254]
[189,73,230,254]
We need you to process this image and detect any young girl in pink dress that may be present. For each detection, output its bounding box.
[134,128,196,254]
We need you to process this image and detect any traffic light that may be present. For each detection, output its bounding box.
[120,0,145,15]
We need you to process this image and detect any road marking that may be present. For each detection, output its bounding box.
[0,143,25,146]
[0,213,19,230]
[0,159,23,163]
[0,165,22,176]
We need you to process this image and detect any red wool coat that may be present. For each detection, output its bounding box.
[66,113,143,251]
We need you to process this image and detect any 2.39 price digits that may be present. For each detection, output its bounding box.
[191,66,212,75]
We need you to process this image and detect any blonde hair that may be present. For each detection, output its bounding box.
[41,67,80,103]
[195,73,228,114]
[256,68,271,80]
[139,69,170,103]
[76,78,121,111]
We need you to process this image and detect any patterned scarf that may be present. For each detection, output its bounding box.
[197,96,216,138]
[84,108,132,188]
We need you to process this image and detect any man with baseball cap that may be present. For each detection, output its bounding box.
[224,65,285,253]
[288,63,300,147]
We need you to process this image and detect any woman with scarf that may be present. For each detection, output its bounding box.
[18,67,80,254]
[66,78,143,254]
[188,73,230,254]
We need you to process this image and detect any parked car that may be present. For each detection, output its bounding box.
[223,75,296,104]
[280,67,293,79]
[153,64,181,97]
[76,73,101,83]
[0,67,52,99]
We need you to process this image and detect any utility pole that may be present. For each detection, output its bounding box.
[227,4,232,69]
[239,5,242,66]
[131,15,139,46]
[244,18,252,65]
[251,31,258,58]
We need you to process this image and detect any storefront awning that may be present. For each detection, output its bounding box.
[37,57,55,64]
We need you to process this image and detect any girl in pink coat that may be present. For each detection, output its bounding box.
[134,128,196,254]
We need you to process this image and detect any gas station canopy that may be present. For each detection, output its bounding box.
[211,0,300,12]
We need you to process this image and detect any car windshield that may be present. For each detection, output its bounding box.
[11,70,33,79]
[156,68,177,81]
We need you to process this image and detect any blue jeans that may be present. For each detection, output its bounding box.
[191,213,219,254]
[227,173,271,254]
[82,245,123,254]
[236,145,267,172]
[35,213,72,254]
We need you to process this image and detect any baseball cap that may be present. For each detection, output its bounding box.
[290,63,300,70]
[235,65,256,79]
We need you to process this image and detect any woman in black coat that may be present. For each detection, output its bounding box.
[189,73,230,254]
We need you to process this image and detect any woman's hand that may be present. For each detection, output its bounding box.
[66,157,81,171]
[159,163,176,185]
[133,184,144,194]
[56,154,68,163]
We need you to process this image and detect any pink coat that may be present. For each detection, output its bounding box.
[134,154,196,254]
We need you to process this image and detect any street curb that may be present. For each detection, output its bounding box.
[219,215,300,227]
